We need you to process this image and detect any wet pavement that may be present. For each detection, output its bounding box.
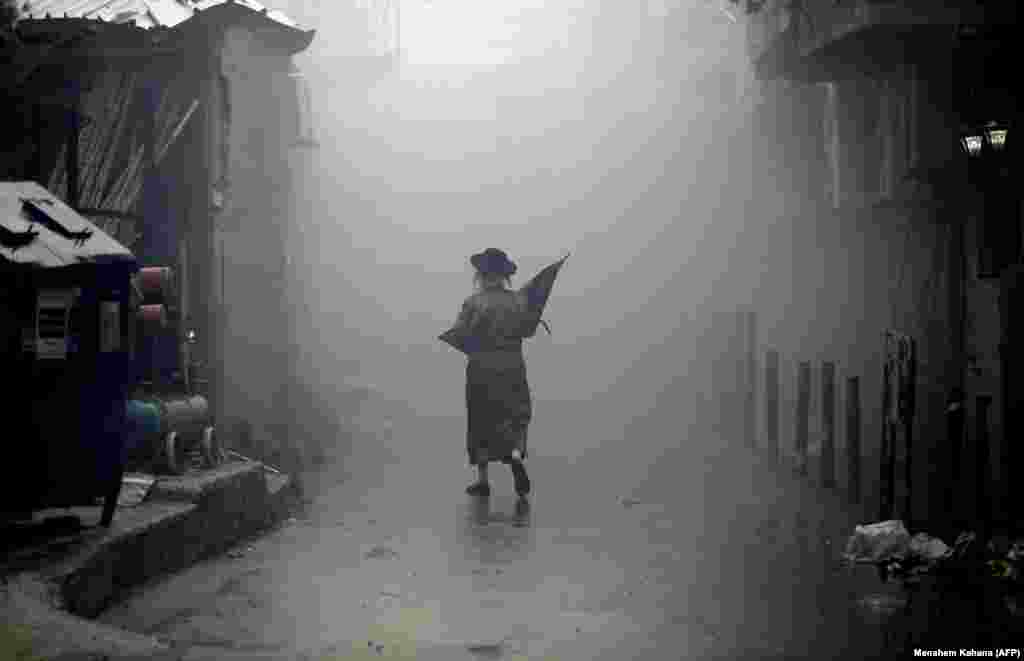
[95,397,1003,660]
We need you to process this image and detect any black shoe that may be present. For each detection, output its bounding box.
[466,482,491,497]
[510,460,531,497]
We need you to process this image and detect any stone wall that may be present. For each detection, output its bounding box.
[213,26,307,465]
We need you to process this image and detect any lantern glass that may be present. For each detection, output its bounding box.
[962,134,984,157]
[987,127,1008,151]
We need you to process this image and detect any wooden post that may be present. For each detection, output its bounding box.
[976,395,992,539]
[999,340,1012,533]
[796,361,810,477]
[903,339,916,528]
[765,349,780,461]
[846,376,861,505]
[745,309,757,450]
[821,361,836,489]
[732,309,746,443]
[880,357,895,521]
[946,387,966,533]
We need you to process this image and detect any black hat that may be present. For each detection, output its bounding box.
[470,248,517,277]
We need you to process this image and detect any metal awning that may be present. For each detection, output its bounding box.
[17,0,316,55]
[0,181,137,269]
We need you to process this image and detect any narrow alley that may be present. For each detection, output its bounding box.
[97,395,946,660]
[5,0,1024,658]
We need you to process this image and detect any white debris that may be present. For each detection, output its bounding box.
[117,474,156,507]
[843,520,911,563]
[908,532,951,563]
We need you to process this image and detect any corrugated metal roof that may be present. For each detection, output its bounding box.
[20,0,301,31]
[0,182,136,269]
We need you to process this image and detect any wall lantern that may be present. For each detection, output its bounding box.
[961,131,984,157]
[964,119,1018,279]
[185,327,198,345]
[986,122,1008,151]
[961,121,1010,158]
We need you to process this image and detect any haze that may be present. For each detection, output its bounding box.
[277,0,755,443]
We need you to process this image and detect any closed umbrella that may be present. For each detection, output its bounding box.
[439,253,570,354]
[519,253,570,337]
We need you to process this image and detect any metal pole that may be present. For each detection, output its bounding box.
[821,361,836,488]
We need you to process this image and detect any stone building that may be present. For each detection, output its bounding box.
[730,0,1020,532]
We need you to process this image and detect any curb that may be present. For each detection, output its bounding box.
[73,462,277,617]
[1,459,301,660]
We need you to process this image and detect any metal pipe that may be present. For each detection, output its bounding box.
[67,104,80,208]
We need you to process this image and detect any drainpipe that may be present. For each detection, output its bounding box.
[949,199,968,535]
[67,100,80,209]
[950,187,969,537]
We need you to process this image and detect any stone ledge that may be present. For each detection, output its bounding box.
[55,462,279,618]
[146,460,265,505]
[1,455,301,660]
[0,435,315,661]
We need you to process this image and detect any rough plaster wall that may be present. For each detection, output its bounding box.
[216,26,300,451]
[964,210,1004,484]
[749,203,953,521]
[737,73,957,523]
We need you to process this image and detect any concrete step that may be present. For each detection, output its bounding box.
[1,458,301,661]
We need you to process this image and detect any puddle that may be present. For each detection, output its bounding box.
[466,642,504,659]
[364,546,400,561]
[855,593,908,617]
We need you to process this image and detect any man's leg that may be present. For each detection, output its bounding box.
[467,460,491,496]
[509,457,530,497]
